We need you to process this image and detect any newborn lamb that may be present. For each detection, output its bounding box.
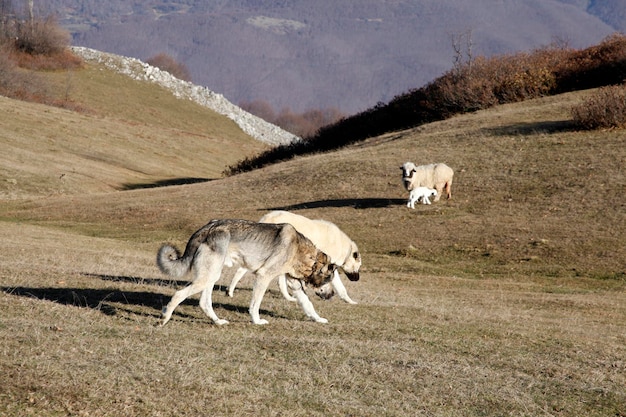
[407,187,438,208]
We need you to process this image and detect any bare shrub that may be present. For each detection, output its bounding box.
[571,85,626,130]
[146,53,192,82]
[14,16,69,56]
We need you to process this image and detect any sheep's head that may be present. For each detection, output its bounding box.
[400,162,417,191]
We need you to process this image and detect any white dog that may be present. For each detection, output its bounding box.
[227,210,361,323]
[407,187,438,208]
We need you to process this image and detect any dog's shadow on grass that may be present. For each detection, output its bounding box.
[266,197,406,211]
[1,273,278,322]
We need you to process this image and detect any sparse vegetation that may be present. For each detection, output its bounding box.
[13,15,68,56]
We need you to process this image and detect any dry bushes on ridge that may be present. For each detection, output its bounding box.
[227,33,626,174]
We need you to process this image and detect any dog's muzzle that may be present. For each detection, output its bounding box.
[345,271,360,282]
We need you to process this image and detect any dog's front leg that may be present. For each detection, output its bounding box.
[332,270,357,304]
[287,276,328,323]
[278,274,298,302]
[249,274,274,324]
[227,267,248,298]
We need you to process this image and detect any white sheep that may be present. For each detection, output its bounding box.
[400,162,454,202]
[407,187,437,208]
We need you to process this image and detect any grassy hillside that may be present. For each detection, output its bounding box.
[0,85,624,416]
[0,60,268,199]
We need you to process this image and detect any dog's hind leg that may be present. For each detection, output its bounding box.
[196,244,229,325]
[161,283,204,326]
[199,281,228,325]
[227,267,249,298]
[332,270,357,304]
[160,240,228,326]
[287,276,328,323]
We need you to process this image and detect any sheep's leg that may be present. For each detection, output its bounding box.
[445,181,452,199]
[433,185,443,202]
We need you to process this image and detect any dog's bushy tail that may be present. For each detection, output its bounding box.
[157,244,192,278]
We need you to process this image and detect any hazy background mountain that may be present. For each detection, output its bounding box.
[39,0,622,114]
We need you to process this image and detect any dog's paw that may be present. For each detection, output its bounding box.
[253,319,269,325]
[315,317,329,324]
[215,319,229,326]
[159,310,171,326]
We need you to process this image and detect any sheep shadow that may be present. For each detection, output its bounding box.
[1,272,278,321]
[482,120,575,136]
[266,197,406,211]
[120,177,211,191]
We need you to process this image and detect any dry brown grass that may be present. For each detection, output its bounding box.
[0,83,624,416]
[0,61,268,199]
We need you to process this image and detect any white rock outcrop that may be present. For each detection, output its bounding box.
[72,46,300,146]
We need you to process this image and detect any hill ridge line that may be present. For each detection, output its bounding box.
[71,46,300,147]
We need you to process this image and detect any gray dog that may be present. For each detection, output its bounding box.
[157,219,335,325]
